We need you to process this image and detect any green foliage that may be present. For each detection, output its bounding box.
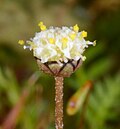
[86,73,120,129]
[0,67,20,106]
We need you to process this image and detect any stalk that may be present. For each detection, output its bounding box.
[55,77,64,129]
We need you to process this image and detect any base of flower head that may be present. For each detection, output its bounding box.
[35,57,82,77]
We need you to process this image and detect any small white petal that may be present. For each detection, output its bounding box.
[24,25,95,63]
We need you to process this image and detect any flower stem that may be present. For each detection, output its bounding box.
[55,76,64,129]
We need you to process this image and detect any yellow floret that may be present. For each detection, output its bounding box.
[73,24,79,32]
[40,25,47,31]
[38,21,43,26]
[81,31,87,38]
[70,33,76,40]
[38,21,47,31]
[61,37,68,49]
[62,37,68,44]
[49,38,55,44]
[18,40,24,45]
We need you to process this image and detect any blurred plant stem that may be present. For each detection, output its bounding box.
[1,72,40,129]
[55,77,64,129]
[67,81,93,116]
[78,81,93,129]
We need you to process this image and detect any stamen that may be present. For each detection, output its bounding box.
[81,31,87,38]
[18,40,24,45]
[69,33,76,40]
[38,21,47,31]
[73,24,79,32]
[61,37,68,49]
[49,38,55,44]
[38,21,43,26]
[61,37,68,44]
[40,25,47,31]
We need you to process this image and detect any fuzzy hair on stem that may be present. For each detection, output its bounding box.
[55,77,64,129]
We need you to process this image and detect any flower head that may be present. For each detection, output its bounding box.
[19,22,96,63]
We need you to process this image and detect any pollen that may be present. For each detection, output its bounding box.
[38,21,43,26]
[40,25,47,31]
[81,31,87,38]
[73,24,79,32]
[70,33,76,40]
[61,37,68,44]
[18,40,24,45]
[49,38,55,44]
[38,21,47,31]
[61,37,68,49]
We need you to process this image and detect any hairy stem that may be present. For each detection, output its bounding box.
[55,77,64,129]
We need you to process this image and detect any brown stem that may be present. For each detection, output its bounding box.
[55,77,64,129]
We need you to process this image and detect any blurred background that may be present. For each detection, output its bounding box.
[0,0,120,129]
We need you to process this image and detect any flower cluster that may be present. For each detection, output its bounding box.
[18,22,96,63]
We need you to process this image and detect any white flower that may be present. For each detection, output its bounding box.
[18,22,96,63]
